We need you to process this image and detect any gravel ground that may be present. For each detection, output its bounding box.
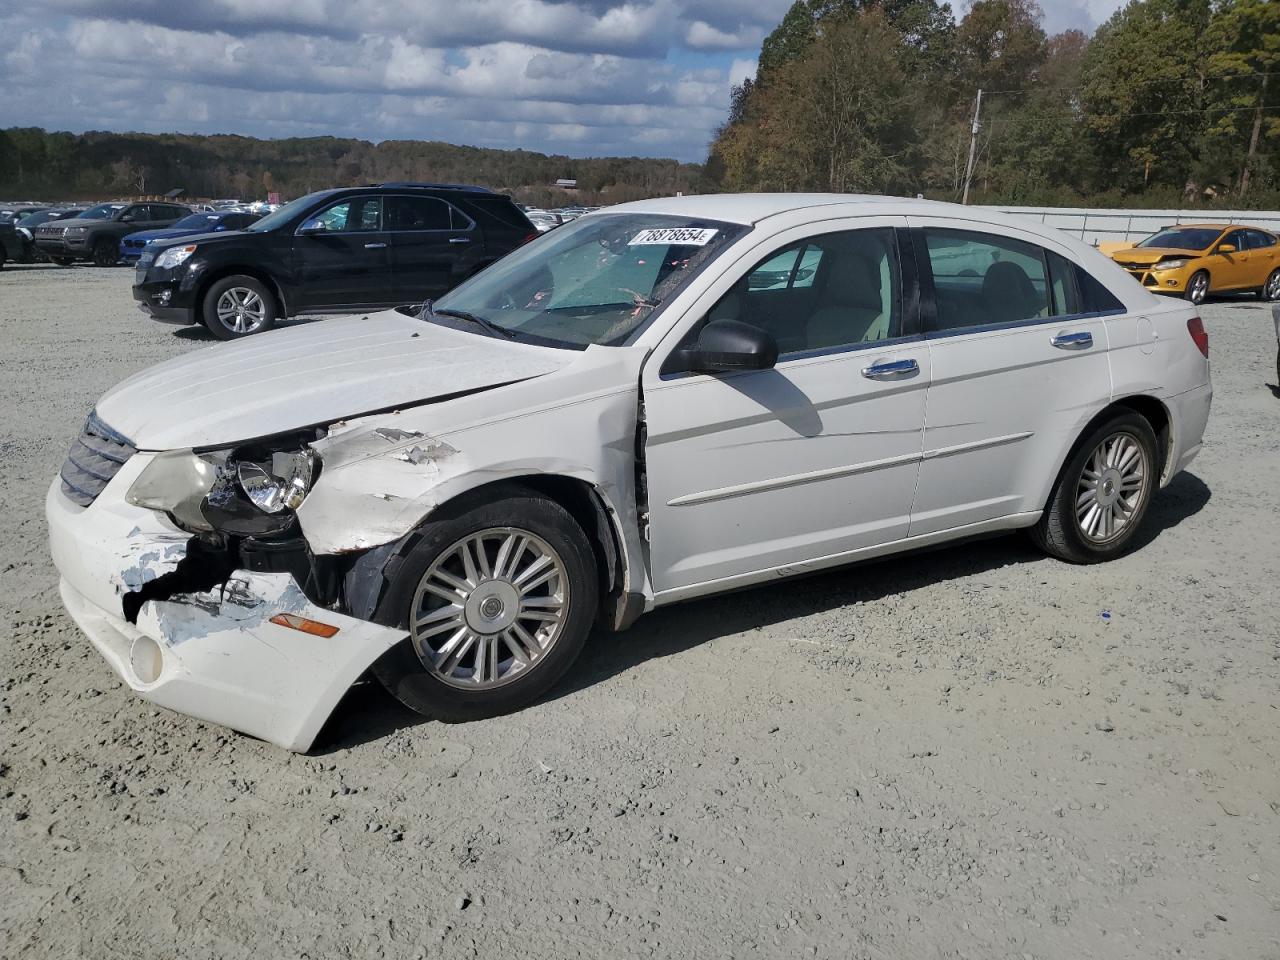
[2,262,1278,960]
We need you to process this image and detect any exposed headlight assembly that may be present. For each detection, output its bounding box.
[154,244,197,269]
[126,434,319,536]
[1152,258,1189,271]
[65,226,87,236]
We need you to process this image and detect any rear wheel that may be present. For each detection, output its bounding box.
[201,275,278,339]
[1262,268,1280,302]
[371,486,598,722]
[1032,411,1159,564]
[92,238,117,267]
[1184,270,1209,305]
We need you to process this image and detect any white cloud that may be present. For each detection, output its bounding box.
[1,1,795,161]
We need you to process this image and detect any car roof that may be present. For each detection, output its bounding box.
[602,192,1051,227]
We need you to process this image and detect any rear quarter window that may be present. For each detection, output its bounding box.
[457,196,535,233]
[1075,265,1126,314]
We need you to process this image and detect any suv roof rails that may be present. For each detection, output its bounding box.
[369,182,494,193]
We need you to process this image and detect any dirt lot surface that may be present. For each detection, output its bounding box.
[2,262,1278,959]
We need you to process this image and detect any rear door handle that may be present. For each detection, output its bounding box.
[449,237,472,244]
[364,242,387,249]
[861,358,919,380]
[1051,331,1093,350]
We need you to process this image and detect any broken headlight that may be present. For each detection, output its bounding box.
[126,436,318,536]
[126,449,225,532]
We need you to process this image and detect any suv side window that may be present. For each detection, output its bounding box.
[702,227,901,356]
[312,197,382,233]
[922,228,1051,330]
[387,196,452,232]
[122,205,150,222]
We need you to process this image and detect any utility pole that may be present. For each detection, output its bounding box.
[961,88,983,206]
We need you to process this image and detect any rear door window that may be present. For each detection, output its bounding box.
[922,229,1051,330]
[387,196,453,232]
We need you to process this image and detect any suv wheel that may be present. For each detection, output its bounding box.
[1032,411,1158,563]
[371,486,598,722]
[92,238,117,267]
[202,275,278,339]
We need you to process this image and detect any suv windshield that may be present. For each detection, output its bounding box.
[78,203,126,220]
[431,213,746,348]
[246,193,324,233]
[1137,228,1222,251]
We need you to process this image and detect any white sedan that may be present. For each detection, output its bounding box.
[48,194,1213,751]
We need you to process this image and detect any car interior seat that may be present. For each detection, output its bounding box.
[982,260,1043,325]
[805,250,887,350]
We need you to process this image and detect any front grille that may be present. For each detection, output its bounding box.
[60,412,137,507]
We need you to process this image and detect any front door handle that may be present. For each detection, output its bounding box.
[1051,331,1093,350]
[861,358,919,380]
[364,241,387,249]
[449,237,472,244]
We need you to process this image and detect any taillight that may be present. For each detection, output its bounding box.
[521,231,538,244]
[1187,315,1209,358]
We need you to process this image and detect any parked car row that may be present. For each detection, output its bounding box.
[0,205,85,268]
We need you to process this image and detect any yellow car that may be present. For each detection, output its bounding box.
[1107,223,1280,305]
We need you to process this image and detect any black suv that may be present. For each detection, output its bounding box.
[133,183,537,339]
[34,201,192,267]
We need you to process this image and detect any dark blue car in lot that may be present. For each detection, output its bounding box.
[119,210,261,263]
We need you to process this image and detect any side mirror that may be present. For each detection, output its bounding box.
[667,319,778,375]
[298,218,326,234]
[1216,243,1236,254]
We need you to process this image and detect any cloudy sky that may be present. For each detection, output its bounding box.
[0,0,1126,162]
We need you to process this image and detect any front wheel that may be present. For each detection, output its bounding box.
[92,238,117,267]
[1262,268,1280,302]
[1184,270,1209,305]
[201,275,278,339]
[1032,411,1159,564]
[371,486,598,722]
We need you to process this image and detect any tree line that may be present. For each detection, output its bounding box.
[708,0,1280,208]
[0,129,704,207]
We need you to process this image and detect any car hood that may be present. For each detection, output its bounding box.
[1111,247,1202,264]
[94,310,572,450]
[126,227,211,244]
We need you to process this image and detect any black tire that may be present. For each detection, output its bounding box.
[201,274,278,339]
[1183,269,1209,305]
[52,256,75,267]
[370,485,598,723]
[0,250,6,270]
[1262,268,1280,302]
[1031,411,1159,564]
[92,237,117,267]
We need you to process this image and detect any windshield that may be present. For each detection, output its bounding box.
[1137,228,1222,251]
[172,213,225,230]
[431,213,746,348]
[19,210,68,227]
[246,192,322,232]
[78,203,126,220]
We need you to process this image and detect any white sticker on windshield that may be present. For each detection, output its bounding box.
[628,227,719,246]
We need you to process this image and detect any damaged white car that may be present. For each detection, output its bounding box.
[48,195,1213,751]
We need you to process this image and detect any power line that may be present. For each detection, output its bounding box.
[981,67,1280,98]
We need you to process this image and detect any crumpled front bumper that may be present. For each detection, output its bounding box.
[46,467,408,752]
